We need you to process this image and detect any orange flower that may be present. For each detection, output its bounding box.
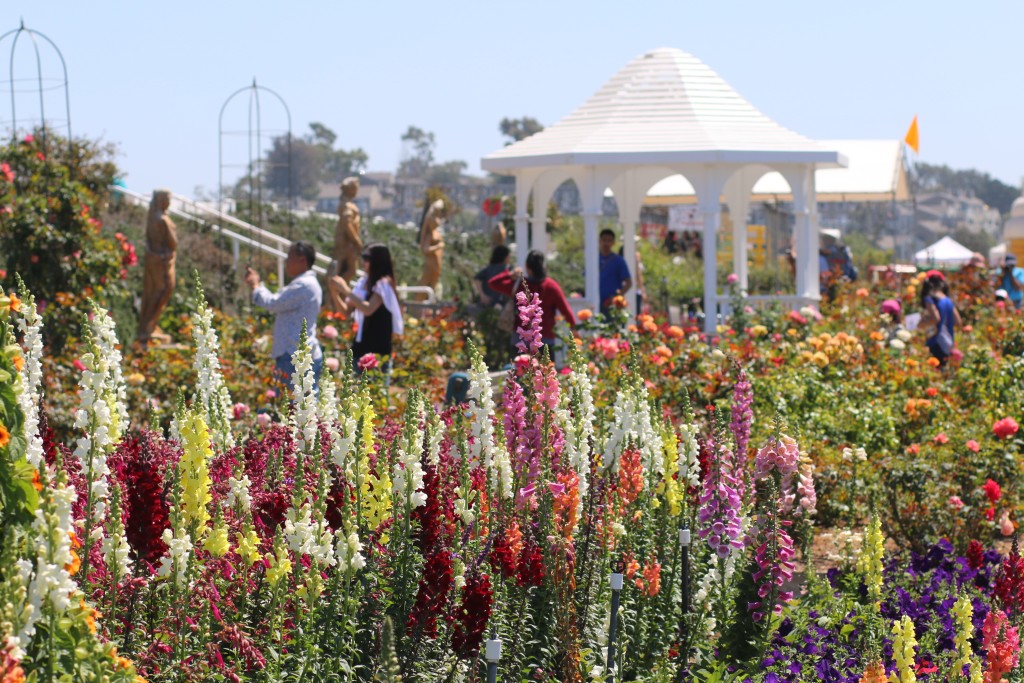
[31,470,42,492]
[11,354,23,372]
[858,660,886,683]
[927,357,941,367]
[642,320,659,333]
[577,308,593,322]
[0,424,10,449]
[65,549,81,576]
[625,556,641,579]
[7,293,20,313]
[666,325,683,339]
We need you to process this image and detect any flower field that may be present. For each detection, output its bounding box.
[1,263,1023,683]
[3,136,1024,682]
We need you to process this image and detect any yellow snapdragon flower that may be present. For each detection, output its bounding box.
[178,411,213,534]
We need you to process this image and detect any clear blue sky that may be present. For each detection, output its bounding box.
[6,1,1023,197]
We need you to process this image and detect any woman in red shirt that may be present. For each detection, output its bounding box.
[489,249,577,360]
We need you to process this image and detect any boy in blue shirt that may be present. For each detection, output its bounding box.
[598,229,632,317]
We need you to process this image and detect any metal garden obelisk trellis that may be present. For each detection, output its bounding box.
[0,20,72,159]
[217,79,293,289]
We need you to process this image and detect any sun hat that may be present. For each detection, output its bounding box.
[996,289,1009,300]
[881,299,902,316]
[925,269,945,281]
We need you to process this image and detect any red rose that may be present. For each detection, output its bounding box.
[983,479,1002,504]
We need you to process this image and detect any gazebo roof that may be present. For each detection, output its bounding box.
[482,47,846,171]
[642,140,908,203]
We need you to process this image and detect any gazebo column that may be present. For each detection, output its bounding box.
[699,205,721,335]
[514,176,530,267]
[622,218,638,315]
[583,210,601,312]
[787,166,821,304]
[730,200,750,292]
[530,205,547,254]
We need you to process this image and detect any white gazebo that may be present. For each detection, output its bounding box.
[481,47,847,333]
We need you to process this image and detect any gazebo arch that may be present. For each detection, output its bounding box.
[482,47,847,333]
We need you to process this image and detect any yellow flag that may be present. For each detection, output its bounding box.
[904,116,919,155]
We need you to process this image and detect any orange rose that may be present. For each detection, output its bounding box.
[927,357,941,367]
[577,309,593,322]
[0,424,10,449]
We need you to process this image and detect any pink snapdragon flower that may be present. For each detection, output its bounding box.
[515,290,543,356]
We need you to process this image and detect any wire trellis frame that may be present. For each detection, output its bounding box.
[218,78,293,238]
[0,19,72,158]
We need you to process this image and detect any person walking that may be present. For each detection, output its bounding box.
[244,241,324,389]
[918,273,961,367]
[598,229,632,316]
[488,249,576,361]
[329,243,404,373]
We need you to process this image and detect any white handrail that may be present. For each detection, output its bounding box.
[113,185,436,302]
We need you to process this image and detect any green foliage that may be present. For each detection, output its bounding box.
[0,133,132,352]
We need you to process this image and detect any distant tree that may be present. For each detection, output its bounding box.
[426,160,468,185]
[262,123,369,201]
[952,226,996,254]
[500,117,543,144]
[913,163,1018,215]
[398,126,436,178]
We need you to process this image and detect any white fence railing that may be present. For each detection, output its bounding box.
[113,186,434,303]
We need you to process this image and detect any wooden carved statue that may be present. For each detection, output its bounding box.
[417,198,446,300]
[137,189,177,343]
[326,176,362,311]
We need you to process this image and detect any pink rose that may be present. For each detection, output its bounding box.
[1000,512,1015,537]
[993,417,1019,440]
[322,324,338,340]
[949,495,964,510]
[232,403,250,420]
[324,357,340,372]
[264,389,278,400]
[256,412,271,428]
[726,273,739,285]
[358,353,378,371]
[932,433,948,445]
[966,440,981,453]
[950,348,963,363]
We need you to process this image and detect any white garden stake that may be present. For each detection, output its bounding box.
[607,559,625,673]
[485,631,502,683]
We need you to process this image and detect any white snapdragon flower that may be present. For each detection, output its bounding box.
[225,473,253,512]
[335,528,365,573]
[157,526,193,587]
[14,288,45,469]
[191,289,234,450]
[393,395,427,510]
[466,350,496,467]
[290,338,319,456]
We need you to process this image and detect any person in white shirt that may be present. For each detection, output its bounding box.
[244,241,324,390]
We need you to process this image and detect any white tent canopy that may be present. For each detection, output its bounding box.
[914,236,975,267]
[481,47,847,333]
